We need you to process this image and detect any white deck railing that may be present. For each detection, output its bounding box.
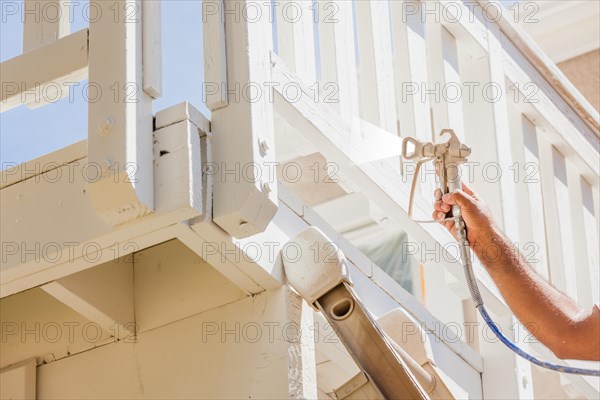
[201,0,599,397]
[1,0,598,398]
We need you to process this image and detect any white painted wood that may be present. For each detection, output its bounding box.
[581,180,600,305]
[512,112,550,280]
[36,288,316,399]
[0,358,36,400]
[478,312,526,399]
[155,101,211,133]
[565,160,593,307]
[501,32,599,181]
[476,0,599,136]
[87,0,154,225]
[175,223,265,295]
[277,184,484,378]
[483,22,520,242]
[286,288,318,399]
[1,29,88,112]
[0,288,113,369]
[271,56,507,319]
[142,0,162,98]
[202,0,228,110]
[536,135,567,293]
[41,259,135,339]
[390,0,431,143]
[355,0,397,134]
[0,140,86,190]
[317,0,359,133]
[23,0,70,52]
[278,186,484,394]
[426,21,465,141]
[433,0,600,137]
[1,103,210,297]
[133,239,247,333]
[153,120,203,216]
[276,0,316,84]
[438,0,487,59]
[210,0,277,238]
[455,32,503,225]
[551,146,579,301]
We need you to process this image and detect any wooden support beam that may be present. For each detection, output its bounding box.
[23,0,70,52]
[1,103,207,298]
[153,119,203,218]
[202,0,228,110]
[41,260,135,339]
[210,0,277,238]
[1,29,88,112]
[87,0,154,225]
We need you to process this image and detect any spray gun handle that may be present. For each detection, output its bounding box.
[445,160,463,219]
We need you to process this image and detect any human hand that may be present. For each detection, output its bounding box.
[432,182,498,249]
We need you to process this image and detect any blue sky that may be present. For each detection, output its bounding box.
[1,0,208,166]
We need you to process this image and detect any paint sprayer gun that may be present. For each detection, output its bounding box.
[401,130,599,377]
[401,129,470,223]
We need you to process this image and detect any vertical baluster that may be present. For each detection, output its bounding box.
[276,0,316,84]
[425,18,465,142]
[550,147,579,301]
[520,115,550,280]
[142,0,162,99]
[22,0,71,109]
[464,16,534,398]
[582,181,600,305]
[355,0,397,134]
[202,0,227,110]
[317,0,359,134]
[390,0,432,142]
[566,161,593,306]
[23,0,70,52]
[537,135,568,293]
[454,32,503,223]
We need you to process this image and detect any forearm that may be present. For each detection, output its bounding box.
[473,227,599,360]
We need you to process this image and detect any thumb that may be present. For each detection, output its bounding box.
[442,190,473,208]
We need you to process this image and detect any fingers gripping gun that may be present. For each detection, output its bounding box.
[401,130,483,307]
[401,130,600,377]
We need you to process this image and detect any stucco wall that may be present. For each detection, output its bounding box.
[558,49,600,112]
